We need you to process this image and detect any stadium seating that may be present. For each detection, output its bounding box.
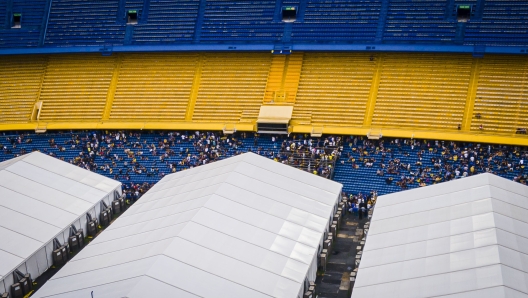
[292,0,381,43]
[38,55,116,121]
[471,55,528,133]
[0,56,47,122]
[383,0,457,43]
[0,0,527,48]
[110,53,200,121]
[0,131,524,196]
[334,137,524,194]
[45,0,126,46]
[464,0,528,46]
[200,0,283,42]
[262,53,303,104]
[293,53,376,126]
[192,53,271,122]
[0,52,526,142]
[0,0,47,48]
[372,53,472,130]
[132,0,200,44]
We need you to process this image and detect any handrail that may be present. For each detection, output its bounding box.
[42,0,53,46]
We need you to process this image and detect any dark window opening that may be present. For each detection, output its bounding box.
[282,6,297,22]
[457,5,471,22]
[127,10,138,24]
[12,13,21,28]
[257,123,289,134]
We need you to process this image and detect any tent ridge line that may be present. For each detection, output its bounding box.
[173,236,304,285]
[240,157,343,190]
[231,163,339,197]
[0,204,63,230]
[373,185,492,209]
[371,208,528,236]
[212,191,326,234]
[105,206,202,230]
[375,194,528,222]
[132,183,223,205]
[200,206,319,249]
[70,235,179,263]
[0,183,80,219]
[0,245,26,260]
[78,221,189,248]
[21,154,120,193]
[376,184,528,211]
[360,242,528,272]
[354,284,526,297]
[355,262,526,292]
[157,254,277,298]
[7,160,110,206]
[189,220,312,266]
[224,173,336,208]
[220,180,330,219]
[45,256,160,282]
[119,193,213,219]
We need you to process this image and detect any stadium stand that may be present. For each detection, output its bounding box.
[0,52,526,146]
[291,0,382,43]
[0,131,525,197]
[0,0,527,50]
[372,53,472,130]
[200,0,283,42]
[464,0,528,46]
[0,0,47,48]
[45,0,126,46]
[38,54,116,121]
[0,55,47,123]
[383,0,457,43]
[110,53,199,121]
[293,52,376,126]
[262,52,303,104]
[132,0,200,44]
[192,53,271,122]
[471,55,528,133]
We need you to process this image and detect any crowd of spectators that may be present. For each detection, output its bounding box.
[0,130,342,196]
[276,135,341,178]
[336,136,527,194]
[343,190,377,220]
[1,131,527,199]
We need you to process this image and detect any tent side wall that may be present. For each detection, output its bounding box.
[0,185,121,294]
[298,192,342,298]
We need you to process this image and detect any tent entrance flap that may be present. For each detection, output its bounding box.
[257,106,293,134]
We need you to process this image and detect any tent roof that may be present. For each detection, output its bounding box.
[33,153,342,298]
[0,152,121,280]
[353,173,528,298]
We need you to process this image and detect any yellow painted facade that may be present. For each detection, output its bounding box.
[0,52,527,145]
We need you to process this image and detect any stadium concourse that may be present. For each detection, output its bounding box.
[0,130,526,199]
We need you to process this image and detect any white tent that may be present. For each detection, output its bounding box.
[33,152,343,298]
[353,173,528,298]
[0,152,121,294]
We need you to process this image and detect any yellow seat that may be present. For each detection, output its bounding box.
[38,54,116,121]
[471,55,528,133]
[0,56,47,122]
[192,53,271,123]
[372,54,472,130]
[293,53,377,126]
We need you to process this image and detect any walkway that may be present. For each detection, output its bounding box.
[315,211,369,298]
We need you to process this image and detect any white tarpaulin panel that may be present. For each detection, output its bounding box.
[33,152,342,298]
[0,152,121,294]
[353,173,528,298]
